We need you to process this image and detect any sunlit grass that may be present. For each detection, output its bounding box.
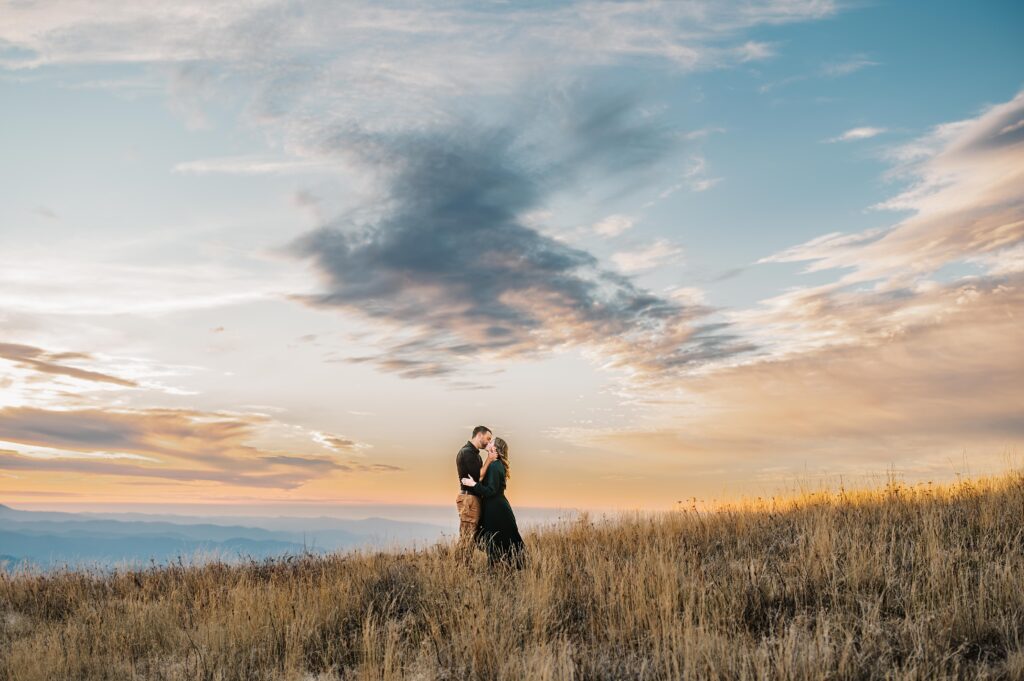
[2,469,1023,679]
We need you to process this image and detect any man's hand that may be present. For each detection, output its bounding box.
[485,451,498,464]
[461,476,477,487]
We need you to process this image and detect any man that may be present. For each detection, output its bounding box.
[454,425,493,563]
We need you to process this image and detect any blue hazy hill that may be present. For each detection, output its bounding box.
[0,503,448,571]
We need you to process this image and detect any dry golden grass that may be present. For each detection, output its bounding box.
[2,471,1023,680]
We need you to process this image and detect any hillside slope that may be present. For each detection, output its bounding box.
[2,472,1023,680]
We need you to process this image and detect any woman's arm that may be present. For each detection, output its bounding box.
[462,462,503,498]
[460,452,497,497]
[479,451,498,481]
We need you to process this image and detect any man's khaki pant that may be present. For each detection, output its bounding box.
[455,492,481,563]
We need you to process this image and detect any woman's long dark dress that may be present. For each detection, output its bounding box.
[473,460,526,568]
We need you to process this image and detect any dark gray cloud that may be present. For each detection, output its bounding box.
[286,87,755,379]
[0,342,138,387]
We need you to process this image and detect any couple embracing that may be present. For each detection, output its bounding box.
[454,426,526,569]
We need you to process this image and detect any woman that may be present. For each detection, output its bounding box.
[461,437,526,569]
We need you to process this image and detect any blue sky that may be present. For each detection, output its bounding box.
[1,1,1022,514]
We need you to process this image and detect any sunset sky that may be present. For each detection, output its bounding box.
[1,1,1022,516]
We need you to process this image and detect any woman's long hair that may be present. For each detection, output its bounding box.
[493,437,510,480]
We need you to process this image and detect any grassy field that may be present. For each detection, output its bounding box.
[2,471,1023,680]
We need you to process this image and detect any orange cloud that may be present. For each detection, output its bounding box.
[577,275,1023,484]
[0,406,400,490]
[0,342,137,387]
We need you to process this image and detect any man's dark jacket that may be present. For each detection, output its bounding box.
[456,441,482,495]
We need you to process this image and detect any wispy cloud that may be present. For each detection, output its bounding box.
[0,0,847,155]
[0,342,137,388]
[820,54,880,77]
[0,1,841,73]
[0,257,311,316]
[684,154,724,192]
[312,431,370,453]
[764,89,1024,286]
[664,286,707,306]
[657,154,723,199]
[683,126,727,141]
[612,240,685,273]
[825,126,887,142]
[739,88,1024,379]
[734,40,778,62]
[0,406,399,489]
[593,214,637,238]
[564,274,1024,479]
[759,51,880,93]
[172,156,338,176]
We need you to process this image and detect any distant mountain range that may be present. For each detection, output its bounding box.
[0,503,451,571]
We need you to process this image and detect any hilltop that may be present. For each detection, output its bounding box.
[2,471,1023,680]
